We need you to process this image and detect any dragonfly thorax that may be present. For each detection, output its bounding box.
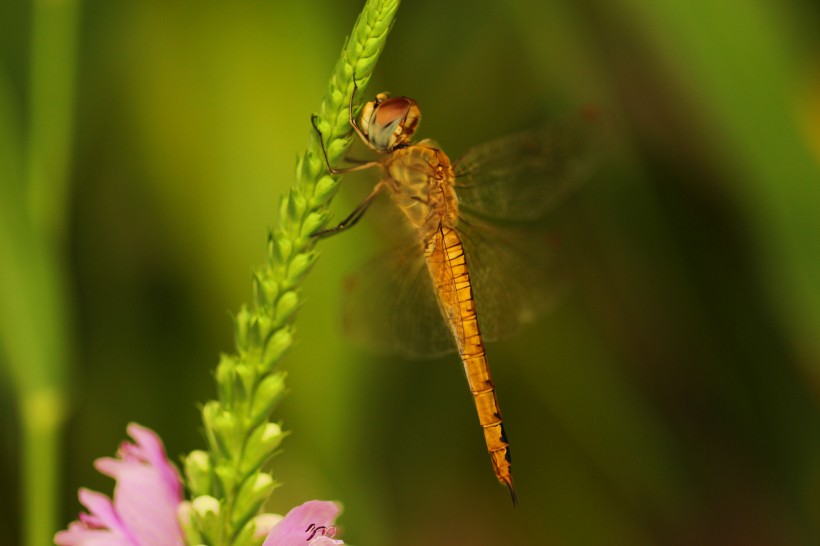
[359,92,420,152]
[385,145,459,239]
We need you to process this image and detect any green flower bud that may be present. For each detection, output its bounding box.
[273,236,292,264]
[301,211,330,240]
[261,329,292,373]
[214,462,239,494]
[286,251,317,287]
[234,362,257,399]
[294,152,305,178]
[327,132,352,160]
[252,315,274,347]
[311,175,339,208]
[213,409,243,459]
[177,501,204,546]
[184,450,213,497]
[277,194,290,228]
[192,495,220,515]
[201,401,227,459]
[190,495,222,545]
[215,355,237,405]
[232,472,279,529]
[203,402,243,460]
[234,305,252,351]
[250,371,287,422]
[287,189,307,224]
[253,270,279,309]
[240,422,287,475]
[274,291,299,326]
[231,519,259,546]
[302,151,323,181]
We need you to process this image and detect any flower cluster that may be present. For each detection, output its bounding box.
[55,424,345,546]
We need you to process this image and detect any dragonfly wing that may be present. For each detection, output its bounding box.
[342,221,570,355]
[457,215,571,342]
[454,111,606,222]
[342,242,458,359]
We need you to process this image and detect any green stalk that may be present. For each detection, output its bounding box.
[13,1,80,546]
[0,0,82,544]
[22,389,67,546]
[27,0,80,240]
[181,2,401,545]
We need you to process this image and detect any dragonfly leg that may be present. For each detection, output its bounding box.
[312,181,385,238]
[310,114,381,175]
[347,71,387,154]
[342,156,373,165]
[348,73,368,144]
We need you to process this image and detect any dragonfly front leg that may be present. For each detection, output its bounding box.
[347,73,373,148]
[312,180,386,239]
[311,114,381,175]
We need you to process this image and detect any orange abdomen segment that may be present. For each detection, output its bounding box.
[425,226,516,503]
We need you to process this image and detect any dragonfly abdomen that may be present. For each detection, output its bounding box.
[426,225,516,503]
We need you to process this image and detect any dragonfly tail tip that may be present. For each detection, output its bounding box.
[504,477,518,506]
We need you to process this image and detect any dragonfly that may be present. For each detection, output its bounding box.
[311,81,603,504]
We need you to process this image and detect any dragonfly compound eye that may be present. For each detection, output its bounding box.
[366,96,421,152]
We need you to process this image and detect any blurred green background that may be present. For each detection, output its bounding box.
[3,0,820,544]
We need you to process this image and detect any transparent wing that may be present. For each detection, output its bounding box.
[458,215,571,342]
[342,219,570,359]
[342,113,601,358]
[454,110,606,222]
[342,241,458,359]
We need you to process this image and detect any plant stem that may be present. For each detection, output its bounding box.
[20,1,80,545]
[22,389,66,546]
[186,1,401,544]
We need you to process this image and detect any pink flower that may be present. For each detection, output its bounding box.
[263,501,345,546]
[55,423,184,546]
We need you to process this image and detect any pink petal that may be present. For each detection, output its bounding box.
[55,424,185,546]
[94,456,127,479]
[77,489,130,538]
[310,538,345,546]
[126,423,183,500]
[54,521,133,546]
[263,501,341,546]
[55,490,135,546]
[110,460,183,546]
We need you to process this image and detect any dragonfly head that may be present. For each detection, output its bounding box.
[359,93,420,152]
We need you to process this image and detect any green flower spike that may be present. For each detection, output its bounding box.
[182,1,402,545]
